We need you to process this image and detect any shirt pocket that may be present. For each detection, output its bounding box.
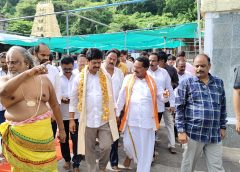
[211,88,222,106]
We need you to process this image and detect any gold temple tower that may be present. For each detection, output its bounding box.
[31,0,61,37]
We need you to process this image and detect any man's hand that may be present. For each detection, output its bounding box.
[69,119,76,134]
[221,129,226,140]
[26,61,49,76]
[57,129,66,143]
[163,89,170,98]
[236,121,240,134]
[168,107,175,113]
[178,132,188,144]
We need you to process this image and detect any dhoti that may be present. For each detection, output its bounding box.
[123,126,155,172]
[0,112,57,172]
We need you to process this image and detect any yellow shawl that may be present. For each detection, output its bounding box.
[77,66,119,155]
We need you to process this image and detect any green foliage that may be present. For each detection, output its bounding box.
[1,0,197,36]
[7,20,33,35]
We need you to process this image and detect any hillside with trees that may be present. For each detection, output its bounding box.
[0,0,197,36]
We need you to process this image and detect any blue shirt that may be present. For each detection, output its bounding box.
[175,74,227,143]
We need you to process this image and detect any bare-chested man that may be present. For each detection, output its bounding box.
[0,46,66,172]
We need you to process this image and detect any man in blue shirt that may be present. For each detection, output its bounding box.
[175,54,227,172]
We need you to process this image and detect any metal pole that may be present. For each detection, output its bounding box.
[197,0,202,53]
[66,13,70,55]
[124,31,127,50]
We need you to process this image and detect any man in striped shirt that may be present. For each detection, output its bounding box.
[175,54,227,172]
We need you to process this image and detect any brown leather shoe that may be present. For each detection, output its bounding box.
[73,167,80,172]
[169,147,177,154]
[123,156,131,168]
[63,162,71,170]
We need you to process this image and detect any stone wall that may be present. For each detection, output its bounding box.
[204,12,240,147]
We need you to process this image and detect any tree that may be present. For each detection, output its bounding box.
[7,20,33,35]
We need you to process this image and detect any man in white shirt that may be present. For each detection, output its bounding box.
[117,57,169,172]
[120,50,134,74]
[59,56,82,172]
[176,59,192,84]
[69,48,119,172]
[72,54,88,75]
[147,52,176,154]
[103,49,124,171]
[0,52,7,124]
[30,43,61,137]
[176,51,195,75]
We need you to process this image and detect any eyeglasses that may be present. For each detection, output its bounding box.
[63,68,73,71]
[6,61,20,66]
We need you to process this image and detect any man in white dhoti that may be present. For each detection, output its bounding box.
[117,57,169,172]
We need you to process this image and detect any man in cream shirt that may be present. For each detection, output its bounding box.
[69,48,119,172]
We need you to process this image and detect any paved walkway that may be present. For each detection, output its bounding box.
[58,124,240,172]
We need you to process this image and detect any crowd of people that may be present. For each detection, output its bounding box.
[0,43,239,172]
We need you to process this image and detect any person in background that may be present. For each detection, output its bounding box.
[233,66,240,134]
[140,51,149,58]
[103,49,124,171]
[175,54,227,172]
[115,49,128,76]
[59,56,82,172]
[158,51,178,154]
[120,50,134,74]
[167,54,176,67]
[176,51,195,74]
[0,52,7,124]
[30,43,61,138]
[73,54,87,75]
[128,56,135,63]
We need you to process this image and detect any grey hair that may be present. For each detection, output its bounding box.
[7,46,35,69]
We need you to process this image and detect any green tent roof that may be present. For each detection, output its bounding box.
[0,22,198,52]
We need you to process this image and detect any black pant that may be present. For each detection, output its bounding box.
[110,139,119,167]
[51,120,57,138]
[0,110,5,124]
[60,119,83,168]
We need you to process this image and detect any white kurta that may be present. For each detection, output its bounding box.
[116,75,168,172]
[59,72,79,120]
[69,66,119,154]
[0,68,6,111]
[46,64,61,104]
[148,67,174,112]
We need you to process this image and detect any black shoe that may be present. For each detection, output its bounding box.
[169,147,177,154]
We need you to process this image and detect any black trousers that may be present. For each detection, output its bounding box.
[0,110,5,124]
[60,119,83,168]
[110,139,119,167]
[51,120,57,138]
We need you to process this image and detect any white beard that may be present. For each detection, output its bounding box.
[8,71,20,77]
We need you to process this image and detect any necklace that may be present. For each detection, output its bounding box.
[20,76,40,107]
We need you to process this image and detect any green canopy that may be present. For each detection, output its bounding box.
[0,22,198,52]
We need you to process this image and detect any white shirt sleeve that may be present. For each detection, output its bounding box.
[116,75,130,117]
[69,74,80,113]
[164,70,175,107]
[55,72,61,104]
